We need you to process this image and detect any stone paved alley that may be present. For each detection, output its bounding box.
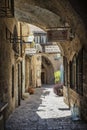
[6,85,87,130]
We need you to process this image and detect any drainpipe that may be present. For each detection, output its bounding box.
[67,82,70,109]
[67,62,70,109]
[22,55,25,95]
[20,23,25,97]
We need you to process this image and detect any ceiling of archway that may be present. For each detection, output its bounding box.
[14,0,87,60]
[69,0,87,29]
[15,0,87,28]
[14,0,78,29]
[15,5,62,30]
[14,1,63,30]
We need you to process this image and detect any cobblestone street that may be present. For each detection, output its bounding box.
[6,85,87,130]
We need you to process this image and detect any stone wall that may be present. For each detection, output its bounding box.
[0,18,20,117]
[31,54,42,88]
[63,48,87,121]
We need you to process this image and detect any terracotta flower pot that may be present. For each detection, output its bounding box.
[28,87,34,94]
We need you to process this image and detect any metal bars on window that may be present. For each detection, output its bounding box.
[0,0,14,17]
[63,56,68,86]
[70,49,83,96]
[34,32,47,44]
[76,49,83,95]
[12,65,14,98]
[70,55,76,90]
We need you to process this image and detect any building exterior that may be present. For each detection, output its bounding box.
[0,1,87,129]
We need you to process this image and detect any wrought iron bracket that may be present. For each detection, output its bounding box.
[6,27,32,44]
[6,27,21,43]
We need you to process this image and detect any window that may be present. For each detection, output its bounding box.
[76,49,83,95]
[34,32,47,44]
[12,65,14,97]
[0,0,14,17]
[70,50,83,96]
[63,56,68,86]
[12,26,19,54]
[70,55,76,90]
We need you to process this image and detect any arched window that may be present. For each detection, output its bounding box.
[12,25,19,54]
[70,49,83,96]
[70,55,76,90]
[0,0,14,17]
[76,48,83,95]
[12,65,14,97]
[63,56,68,86]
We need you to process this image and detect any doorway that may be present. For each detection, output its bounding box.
[41,72,45,84]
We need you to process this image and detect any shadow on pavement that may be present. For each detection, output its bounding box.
[6,85,87,130]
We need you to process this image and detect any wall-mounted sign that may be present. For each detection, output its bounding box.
[47,29,68,42]
[45,45,60,53]
[25,48,36,55]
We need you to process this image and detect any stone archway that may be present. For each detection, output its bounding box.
[15,0,87,43]
[14,0,87,62]
[41,54,55,84]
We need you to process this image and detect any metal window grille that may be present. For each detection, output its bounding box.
[63,56,68,86]
[76,49,83,95]
[0,0,14,17]
[34,32,47,44]
[12,65,14,97]
[70,55,76,90]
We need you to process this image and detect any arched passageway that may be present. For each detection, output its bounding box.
[41,55,54,85]
[1,1,87,129]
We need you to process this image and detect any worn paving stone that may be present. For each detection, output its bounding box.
[6,85,87,130]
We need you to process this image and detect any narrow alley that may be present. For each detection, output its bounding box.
[6,85,87,130]
[1,1,87,130]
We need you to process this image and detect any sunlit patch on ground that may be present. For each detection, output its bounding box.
[6,85,87,130]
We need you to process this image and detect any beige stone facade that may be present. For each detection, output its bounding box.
[0,18,21,117]
[0,0,87,123]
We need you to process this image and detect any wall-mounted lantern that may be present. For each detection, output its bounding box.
[69,28,75,41]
